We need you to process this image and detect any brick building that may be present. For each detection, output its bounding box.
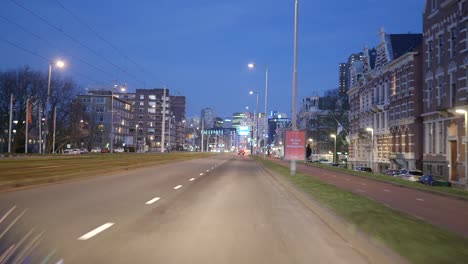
[422,0,467,184]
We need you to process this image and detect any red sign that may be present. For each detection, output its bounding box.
[285,130,306,161]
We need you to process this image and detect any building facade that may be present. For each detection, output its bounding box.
[422,0,468,184]
[348,29,423,173]
[75,91,133,150]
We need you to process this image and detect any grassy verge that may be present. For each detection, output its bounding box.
[256,158,468,264]
[0,152,216,189]
[306,162,468,199]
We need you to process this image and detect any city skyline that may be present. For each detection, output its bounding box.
[0,0,424,116]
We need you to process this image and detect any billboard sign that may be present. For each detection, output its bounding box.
[285,130,306,161]
[238,126,250,136]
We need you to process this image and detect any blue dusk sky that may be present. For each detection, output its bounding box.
[0,0,425,117]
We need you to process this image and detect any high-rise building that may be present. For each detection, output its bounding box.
[74,90,133,150]
[339,53,365,95]
[201,108,215,129]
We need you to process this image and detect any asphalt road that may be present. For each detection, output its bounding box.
[272,159,468,237]
[0,155,400,263]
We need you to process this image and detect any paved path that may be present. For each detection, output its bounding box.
[271,158,468,237]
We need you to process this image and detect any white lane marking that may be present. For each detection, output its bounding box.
[174,185,182,190]
[78,223,114,240]
[0,206,16,225]
[211,167,214,169]
[206,169,210,172]
[416,198,424,202]
[145,197,161,205]
[346,178,350,181]
[360,183,367,186]
[200,173,204,176]
[384,189,391,192]
[189,178,195,181]
[356,189,365,193]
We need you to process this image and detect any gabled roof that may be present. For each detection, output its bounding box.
[388,34,422,60]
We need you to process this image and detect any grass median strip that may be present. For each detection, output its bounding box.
[256,158,468,264]
[306,163,468,199]
[0,152,216,189]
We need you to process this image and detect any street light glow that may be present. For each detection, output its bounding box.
[247,63,255,69]
[308,138,313,142]
[120,87,126,92]
[56,60,65,68]
[366,127,374,132]
[249,91,254,95]
[330,134,336,138]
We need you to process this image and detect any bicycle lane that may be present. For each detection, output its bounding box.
[270,158,468,237]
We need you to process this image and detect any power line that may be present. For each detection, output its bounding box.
[0,15,119,82]
[54,0,146,73]
[9,0,146,86]
[0,37,104,85]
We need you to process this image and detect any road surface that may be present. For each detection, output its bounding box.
[0,155,401,263]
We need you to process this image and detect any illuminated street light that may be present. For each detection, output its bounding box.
[56,60,65,68]
[247,63,255,69]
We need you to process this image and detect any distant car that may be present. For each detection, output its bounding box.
[79,148,88,154]
[384,169,400,177]
[91,147,101,153]
[399,169,423,182]
[359,167,372,173]
[418,175,435,186]
[401,169,424,181]
[113,148,125,153]
[101,148,110,153]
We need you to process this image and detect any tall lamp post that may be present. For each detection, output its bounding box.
[44,60,65,154]
[290,0,299,175]
[248,63,269,158]
[330,134,336,164]
[366,127,374,171]
[249,91,259,155]
[455,109,468,187]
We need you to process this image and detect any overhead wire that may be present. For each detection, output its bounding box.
[9,0,146,86]
[54,0,146,73]
[0,37,104,85]
[0,15,119,83]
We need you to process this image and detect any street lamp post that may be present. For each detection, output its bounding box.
[291,0,299,175]
[330,134,336,164]
[135,124,139,153]
[249,91,259,155]
[366,127,374,172]
[44,60,65,154]
[248,63,269,159]
[455,109,468,187]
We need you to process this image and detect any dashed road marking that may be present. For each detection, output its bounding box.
[145,197,161,205]
[416,198,424,202]
[384,189,391,192]
[360,183,367,186]
[206,169,210,172]
[356,189,365,193]
[189,178,195,181]
[346,179,350,181]
[174,185,182,190]
[200,173,204,176]
[78,223,114,240]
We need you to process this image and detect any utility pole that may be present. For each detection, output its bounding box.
[25,98,29,154]
[264,66,269,159]
[201,117,205,152]
[161,87,167,153]
[52,107,57,154]
[8,94,13,153]
[110,81,116,153]
[38,105,42,154]
[290,0,299,175]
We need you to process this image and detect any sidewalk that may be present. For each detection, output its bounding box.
[270,158,468,237]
